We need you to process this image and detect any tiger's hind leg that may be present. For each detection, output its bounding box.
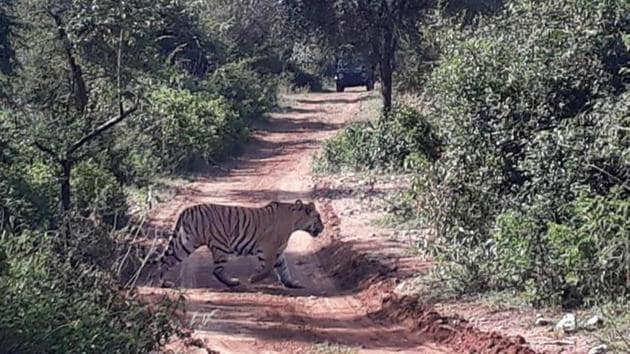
[210,246,240,287]
[274,254,303,289]
[249,249,275,284]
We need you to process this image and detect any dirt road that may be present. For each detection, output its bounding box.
[139,89,535,354]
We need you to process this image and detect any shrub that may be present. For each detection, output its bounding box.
[314,104,441,173]
[104,129,163,186]
[0,225,182,353]
[0,160,57,230]
[0,246,6,276]
[491,189,630,307]
[105,62,279,183]
[206,61,278,120]
[314,121,377,173]
[72,160,129,228]
[407,0,629,306]
[146,86,245,172]
[288,68,324,92]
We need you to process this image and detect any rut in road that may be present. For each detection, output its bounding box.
[138,89,535,354]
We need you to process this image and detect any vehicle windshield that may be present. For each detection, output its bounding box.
[337,57,367,70]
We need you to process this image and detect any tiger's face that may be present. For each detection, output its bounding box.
[291,200,324,237]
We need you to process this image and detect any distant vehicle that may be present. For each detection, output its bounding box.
[334,57,374,92]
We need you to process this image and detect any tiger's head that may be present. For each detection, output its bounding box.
[290,199,324,237]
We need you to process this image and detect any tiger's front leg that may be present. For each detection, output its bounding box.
[274,254,303,289]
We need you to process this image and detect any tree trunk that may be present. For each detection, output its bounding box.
[380,59,393,114]
[379,21,396,115]
[60,159,72,212]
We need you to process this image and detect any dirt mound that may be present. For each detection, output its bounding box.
[315,199,394,292]
[375,295,537,354]
[319,242,537,353]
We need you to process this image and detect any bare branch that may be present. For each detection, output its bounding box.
[47,7,89,114]
[68,99,138,155]
[587,163,630,192]
[33,141,60,161]
[117,27,124,117]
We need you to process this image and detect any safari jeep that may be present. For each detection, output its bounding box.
[334,57,374,92]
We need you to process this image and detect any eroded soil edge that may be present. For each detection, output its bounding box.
[311,182,537,354]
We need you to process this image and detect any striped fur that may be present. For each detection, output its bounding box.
[155,199,324,288]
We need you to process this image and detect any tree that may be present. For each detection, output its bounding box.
[3,0,157,213]
[284,0,429,112]
[193,0,294,74]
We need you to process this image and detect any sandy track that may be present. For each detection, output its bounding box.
[139,89,533,354]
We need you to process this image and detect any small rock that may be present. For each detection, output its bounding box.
[555,313,577,333]
[588,344,608,354]
[585,315,603,329]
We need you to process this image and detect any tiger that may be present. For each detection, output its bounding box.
[154,199,324,289]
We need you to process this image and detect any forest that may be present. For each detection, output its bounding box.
[0,0,628,352]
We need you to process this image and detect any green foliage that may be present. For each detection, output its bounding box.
[0,246,7,276]
[0,0,18,97]
[314,121,376,173]
[491,190,630,307]
[314,104,441,173]
[0,225,182,353]
[285,0,430,110]
[101,129,162,186]
[146,87,245,172]
[0,159,57,230]
[194,0,290,72]
[404,0,630,306]
[0,0,282,351]
[206,61,278,120]
[72,160,129,227]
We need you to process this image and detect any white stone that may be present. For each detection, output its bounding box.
[585,315,603,329]
[588,344,608,354]
[555,313,577,333]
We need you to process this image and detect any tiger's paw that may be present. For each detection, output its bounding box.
[217,276,240,288]
[160,280,176,288]
[282,281,304,289]
[249,272,270,284]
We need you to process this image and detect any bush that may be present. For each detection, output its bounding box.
[104,129,163,186]
[0,160,57,230]
[105,62,279,183]
[314,104,441,173]
[206,61,278,120]
[0,225,182,353]
[491,189,630,307]
[406,0,629,306]
[151,87,245,171]
[0,246,6,276]
[72,160,129,228]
